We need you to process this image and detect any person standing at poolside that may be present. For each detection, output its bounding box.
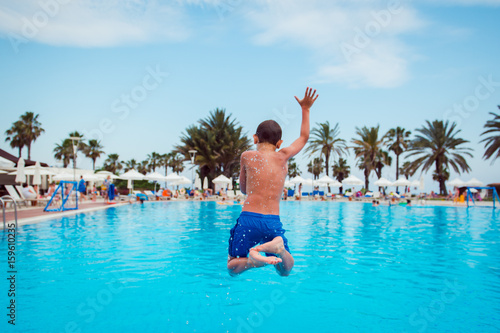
[78,176,88,201]
[227,87,318,276]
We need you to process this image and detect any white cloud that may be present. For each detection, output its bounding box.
[0,0,190,48]
[244,0,425,88]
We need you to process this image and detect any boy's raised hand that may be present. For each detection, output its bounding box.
[294,87,318,109]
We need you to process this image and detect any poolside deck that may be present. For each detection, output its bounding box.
[0,199,129,228]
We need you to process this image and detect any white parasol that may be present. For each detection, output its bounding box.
[342,175,364,186]
[463,178,484,187]
[392,177,411,187]
[15,158,26,184]
[374,177,393,187]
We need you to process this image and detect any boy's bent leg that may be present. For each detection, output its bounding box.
[227,255,268,276]
[253,237,294,276]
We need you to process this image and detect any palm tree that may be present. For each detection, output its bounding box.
[147,152,162,172]
[53,139,73,167]
[67,132,88,168]
[138,160,150,175]
[332,158,350,194]
[307,157,324,180]
[351,126,384,191]
[374,149,392,179]
[399,161,416,180]
[385,127,411,183]
[305,122,347,178]
[169,153,185,174]
[103,154,122,174]
[176,109,251,186]
[5,121,25,158]
[159,153,173,177]
[83,139,105,170]
[20,112,44,160]
[407,120,472,195]
[122,159,138,172]
[480,108,500,162]
[5,112,45,160]
[287,157,301,178]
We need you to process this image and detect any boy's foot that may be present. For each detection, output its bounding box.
[253,236,286,256]
[249,249,282,266]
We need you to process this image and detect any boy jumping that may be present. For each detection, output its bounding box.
[227,87,318,276]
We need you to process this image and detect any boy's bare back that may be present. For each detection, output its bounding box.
[241,149,288,215]
[239,87,319,216]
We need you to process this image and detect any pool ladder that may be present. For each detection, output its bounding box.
[0,196,18,230]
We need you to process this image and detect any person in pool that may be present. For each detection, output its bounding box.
[227,87,318,276]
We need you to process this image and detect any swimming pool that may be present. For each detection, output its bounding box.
[1,201,499,332]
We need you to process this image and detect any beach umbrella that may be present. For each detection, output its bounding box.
[15,158,26,184]
[317,175,342,187]
[96,171,119,179]
[203,177,209,189]
[420,175,425,191]
[0,170,7,174]
[119,169,145,180]
[9,166,55,176]
[145,172,166,192]
[171,176,192,186]
[447,178,465,187]
[194,174,202,189]
[410,180,421,188]
[212,175,231,184]
[342,175,364,186]
[145,172,167,182]
[463,178,484,187]
[289,176,306,184]
[392,177,411,187]
[165,173,182,182]
[32,161,42,186]
[119,169,145,193]
[228,177,233,190]
[52,171,78,181]
[374,177,393,187]
[284,180,294,188]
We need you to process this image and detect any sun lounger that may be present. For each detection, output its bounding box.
[143,190,156,200]
[4,185,29,207]
[16,185,50,206]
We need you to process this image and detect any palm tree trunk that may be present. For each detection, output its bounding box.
[18,147,22,158]
[325,153,331,193]
[92,159,96,170]
[395,153,400,193]
[27,144,31,160]
[364,168,370,191]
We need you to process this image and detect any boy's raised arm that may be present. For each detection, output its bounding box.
[280,87,318,159]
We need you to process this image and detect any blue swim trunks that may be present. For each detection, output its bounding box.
[228,211,290,258]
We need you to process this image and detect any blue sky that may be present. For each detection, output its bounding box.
[0,0,499,192]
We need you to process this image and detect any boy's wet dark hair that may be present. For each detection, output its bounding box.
[256,120,282,146]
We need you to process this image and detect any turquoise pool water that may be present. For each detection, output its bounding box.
[1,202,499,332]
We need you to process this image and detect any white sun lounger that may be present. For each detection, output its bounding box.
[4,185,28,207]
